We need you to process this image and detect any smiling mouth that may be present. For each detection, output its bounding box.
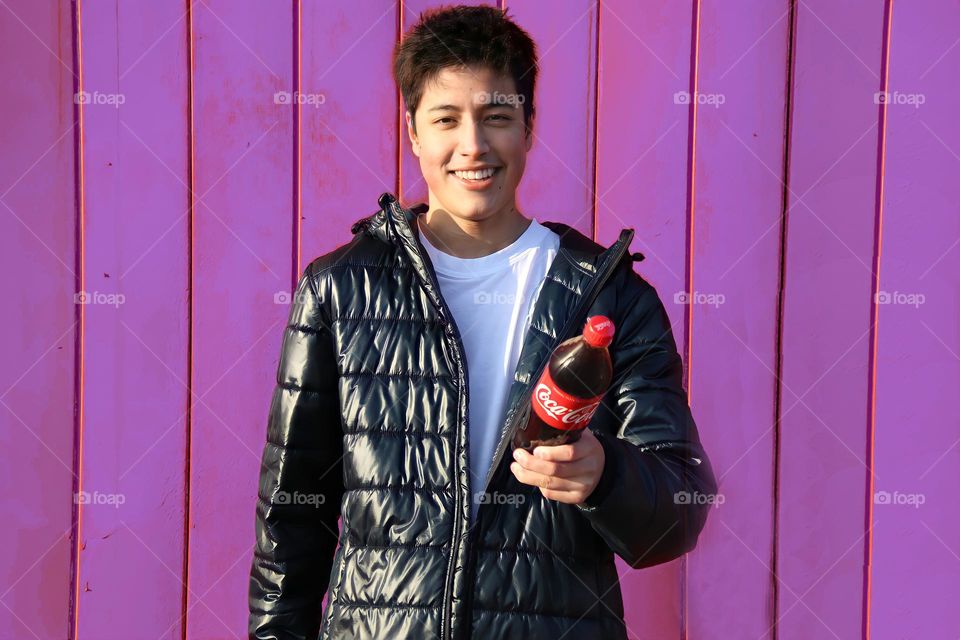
[450,167,500,184]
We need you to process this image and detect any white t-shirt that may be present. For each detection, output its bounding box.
[417,216,561,524]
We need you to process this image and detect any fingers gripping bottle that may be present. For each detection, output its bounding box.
[512,316,615,452]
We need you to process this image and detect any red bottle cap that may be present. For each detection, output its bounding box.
[583,315,615,348]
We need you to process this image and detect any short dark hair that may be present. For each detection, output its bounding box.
[393,5,538,133]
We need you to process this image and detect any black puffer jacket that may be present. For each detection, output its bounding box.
[248,192,717,640]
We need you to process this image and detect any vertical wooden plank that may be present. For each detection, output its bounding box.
[595,1,696,637]
[686,1,790,637]
[399,0,498,206]
[0,1,78,638]
[300,0,399,267]
[190,0,295,635]
[73,0,191,637]
[777,2,886,638]
[507,0,597,236]
[870,1,960,636]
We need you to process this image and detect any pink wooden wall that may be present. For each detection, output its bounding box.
[1,1,957,638]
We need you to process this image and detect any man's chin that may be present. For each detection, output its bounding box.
[437,194,501,221]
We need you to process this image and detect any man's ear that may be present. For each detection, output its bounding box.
[405,110,420,158]
[524,115,535,152]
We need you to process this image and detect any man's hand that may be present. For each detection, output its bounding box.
[510,428,605,505]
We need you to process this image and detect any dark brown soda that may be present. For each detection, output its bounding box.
[512,334,613,451]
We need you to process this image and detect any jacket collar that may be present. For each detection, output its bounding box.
[355,192,640,271]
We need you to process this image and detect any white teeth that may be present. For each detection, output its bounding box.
[454,168,496,181]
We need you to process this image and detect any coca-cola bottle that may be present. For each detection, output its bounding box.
[512,316,615,452]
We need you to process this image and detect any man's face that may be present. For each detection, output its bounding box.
[407,65,533,223]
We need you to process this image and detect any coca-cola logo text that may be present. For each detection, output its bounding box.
[534,383,600,429]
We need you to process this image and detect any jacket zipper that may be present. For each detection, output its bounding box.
[439,313,468,640]
[385,199,469,640]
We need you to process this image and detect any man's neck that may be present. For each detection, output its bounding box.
[417,205,532,259]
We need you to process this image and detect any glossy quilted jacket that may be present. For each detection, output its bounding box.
[248,192,718,640]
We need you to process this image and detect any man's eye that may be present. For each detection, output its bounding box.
[434,115,510,125]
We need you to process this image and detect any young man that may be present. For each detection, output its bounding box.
[249,6,717,640]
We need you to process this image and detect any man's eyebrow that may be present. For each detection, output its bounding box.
[426,103,512,112]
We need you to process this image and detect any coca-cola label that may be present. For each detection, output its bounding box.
[531,366,603,431]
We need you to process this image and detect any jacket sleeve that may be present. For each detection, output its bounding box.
[575,268,718,569]
[248,262,345,639]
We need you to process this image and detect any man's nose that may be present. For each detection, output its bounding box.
[457,120,490,156]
